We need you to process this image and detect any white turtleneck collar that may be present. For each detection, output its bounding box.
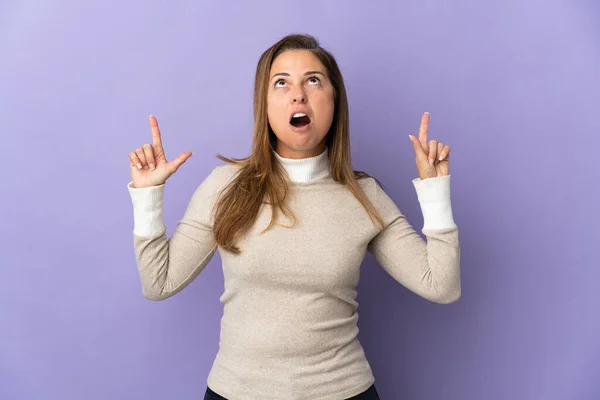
[272,147,330,183]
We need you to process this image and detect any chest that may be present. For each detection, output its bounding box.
[219,189,378,292]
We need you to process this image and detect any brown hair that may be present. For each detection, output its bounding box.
[213,33,384,254]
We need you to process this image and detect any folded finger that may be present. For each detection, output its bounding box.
[143,143,156,170]
[428,140,437,165]
[439,145,450,161]
[129,152,142,170]
[136,148,148,168]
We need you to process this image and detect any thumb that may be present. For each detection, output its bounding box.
[409,135,428,162]
[167,152,193,173]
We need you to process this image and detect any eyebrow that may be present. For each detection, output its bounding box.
[270,71,326,81]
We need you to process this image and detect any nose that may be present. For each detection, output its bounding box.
[291,88,307,104]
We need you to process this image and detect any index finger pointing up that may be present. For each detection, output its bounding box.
[418,112,429,146]
[149,115,164,151]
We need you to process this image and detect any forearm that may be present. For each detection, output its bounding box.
[128,180,217,300]
[368,175,461,304]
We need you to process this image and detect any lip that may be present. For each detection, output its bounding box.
[289,109,311,121]
[289,109,312,132]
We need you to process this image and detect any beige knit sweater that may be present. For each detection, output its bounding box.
[127,148,460,400]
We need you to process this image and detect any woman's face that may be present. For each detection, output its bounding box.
[267,49,335,159]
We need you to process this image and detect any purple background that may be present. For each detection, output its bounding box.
[1,1,598,399]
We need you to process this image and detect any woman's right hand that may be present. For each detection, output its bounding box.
[129,115,193,188]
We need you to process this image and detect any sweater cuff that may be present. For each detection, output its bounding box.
[127,181,167,236]
[411,175,457,230]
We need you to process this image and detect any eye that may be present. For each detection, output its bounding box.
[274,79,286,88]
[307,76,321,85]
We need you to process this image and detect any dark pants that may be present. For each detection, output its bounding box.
[204,383,380,399]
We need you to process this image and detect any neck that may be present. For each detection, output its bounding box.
[272,147,330,183]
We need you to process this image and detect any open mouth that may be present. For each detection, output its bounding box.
[290,112,311,128]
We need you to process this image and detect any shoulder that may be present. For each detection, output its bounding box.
[190,163,242,200]
[210,163,243,183]
[355,172,384,198]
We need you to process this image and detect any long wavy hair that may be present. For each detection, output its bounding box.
[213,33,384,254]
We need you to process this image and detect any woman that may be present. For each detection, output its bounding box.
[127,34,460,400]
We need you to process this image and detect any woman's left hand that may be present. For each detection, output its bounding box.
[408,112,450,180]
